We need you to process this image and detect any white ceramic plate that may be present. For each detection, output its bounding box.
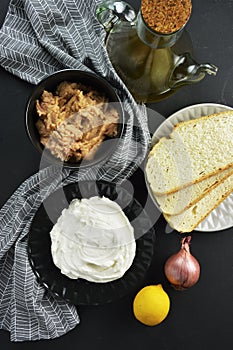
[149,103,233,232]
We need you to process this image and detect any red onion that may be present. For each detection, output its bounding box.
[164,236,200,290]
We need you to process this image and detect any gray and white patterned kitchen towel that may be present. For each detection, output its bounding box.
[0,0,150,342]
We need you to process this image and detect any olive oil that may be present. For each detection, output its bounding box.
[96,1,217,103]
[106,25,177,102]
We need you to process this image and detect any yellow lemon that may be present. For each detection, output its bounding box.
[133,284,170,326]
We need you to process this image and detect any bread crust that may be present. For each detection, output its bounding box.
[164,186,233,233]
[154,167,233,215]
[172,110,233,130]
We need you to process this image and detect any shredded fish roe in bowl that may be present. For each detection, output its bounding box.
[25,69,124,169]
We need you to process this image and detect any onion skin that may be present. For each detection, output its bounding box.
[164,236,200,290]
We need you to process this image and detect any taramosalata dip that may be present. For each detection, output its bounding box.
[50,196,136,283]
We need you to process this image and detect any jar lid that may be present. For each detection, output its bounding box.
[141,0,192,34]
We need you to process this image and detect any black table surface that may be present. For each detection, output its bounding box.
[0,0,233,349]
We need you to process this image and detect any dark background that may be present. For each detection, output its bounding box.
[0,0,233,349]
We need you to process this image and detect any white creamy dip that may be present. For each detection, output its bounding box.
[50,196,136,282]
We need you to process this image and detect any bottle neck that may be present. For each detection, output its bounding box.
[136,11,183,49]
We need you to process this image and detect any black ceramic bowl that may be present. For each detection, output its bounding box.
[25,69,124,169]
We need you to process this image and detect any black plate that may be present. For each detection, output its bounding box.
[28,181,155,305]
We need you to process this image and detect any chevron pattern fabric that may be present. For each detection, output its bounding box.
[0,0,150,342]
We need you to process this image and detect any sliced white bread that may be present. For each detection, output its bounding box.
[164,173,233,233]
[154,166,233,215]
[146,110,233,195]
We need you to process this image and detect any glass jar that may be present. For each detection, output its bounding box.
[96,0,218,103]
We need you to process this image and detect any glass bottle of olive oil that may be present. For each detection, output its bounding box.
[96,1,217,103]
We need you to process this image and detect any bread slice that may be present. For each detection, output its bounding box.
[154,166,233,215]
[164,173,233,233]
[146,110,233,195]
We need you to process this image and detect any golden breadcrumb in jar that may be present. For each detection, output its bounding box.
[141,0,192,34]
